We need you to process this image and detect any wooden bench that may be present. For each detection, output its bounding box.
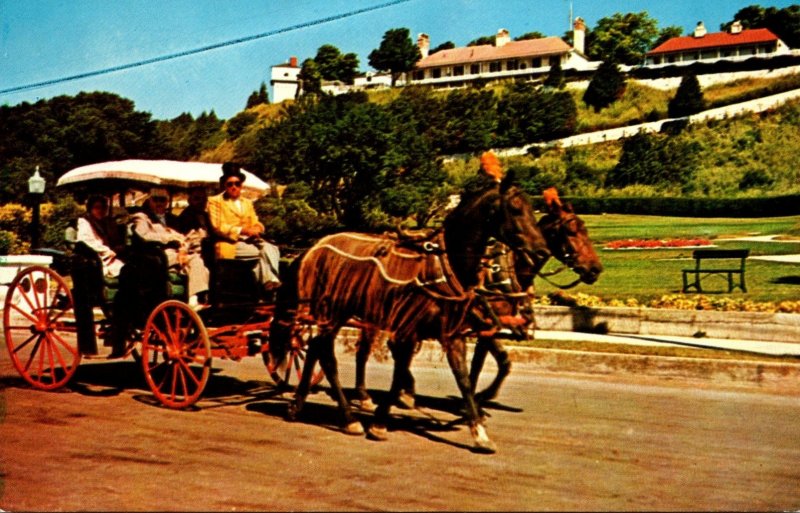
[682,249,749,293]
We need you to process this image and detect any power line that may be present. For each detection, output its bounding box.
[1,0,414,96]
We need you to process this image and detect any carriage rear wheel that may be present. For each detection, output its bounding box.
[141,300,211,409]
[3,265,79,390]
[264,320,324,389]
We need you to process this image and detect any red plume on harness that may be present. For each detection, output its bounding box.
[480,151,503,182]
[543,187,562,208]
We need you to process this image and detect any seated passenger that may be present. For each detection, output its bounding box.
[176,186,211,258]
[130,187,210,306]
[75,195,125,278]
[207,162,281,292]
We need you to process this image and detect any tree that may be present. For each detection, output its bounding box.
[585,11,660,64]
[514,31,545,41]
[583,60,626,112]
[430,41,455,54]
[722,5,800,48]
[0,92,166,203]
[467,35,495,46]
[245,82,269,109]
[314,44,360,84]
[543,59,564,89]
[668,73,705,118]
[606,131,699,190]
[652,26,683,49]
[297,58,322,97]
[368,28,421,87]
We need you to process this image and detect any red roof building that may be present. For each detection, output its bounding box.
[645,21,790,66]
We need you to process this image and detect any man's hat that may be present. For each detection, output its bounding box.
[149,187,169,199]
[221,162,246,183]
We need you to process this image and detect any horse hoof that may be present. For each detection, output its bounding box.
[470,440,497,454]
[366,425,388,441]
[343,421,365,436]
[356,397,377,413]
[470,423,496,454]
[396,391,415,410]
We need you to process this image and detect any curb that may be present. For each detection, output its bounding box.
[405,340,800,392]
[533,305,800,344]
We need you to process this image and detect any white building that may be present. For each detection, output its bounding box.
[270,56,301,103]
[410,18,597,87]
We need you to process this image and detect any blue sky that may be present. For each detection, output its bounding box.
[1,0,796,120]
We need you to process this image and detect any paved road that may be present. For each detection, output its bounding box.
[1,346,799,511]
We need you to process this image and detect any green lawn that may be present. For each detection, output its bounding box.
[534,214,800,304]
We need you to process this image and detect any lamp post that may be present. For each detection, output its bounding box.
[28,166,46,250]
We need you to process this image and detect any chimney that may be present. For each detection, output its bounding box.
[573,16,586,54]
[694,21,707,38]
[730,20,743,34]
[496,28,510,47]
[417,33,430,58]
[289,56,298,67]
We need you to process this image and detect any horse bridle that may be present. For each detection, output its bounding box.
[537,211,584,290]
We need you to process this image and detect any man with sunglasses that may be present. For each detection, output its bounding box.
[207,162,281,292]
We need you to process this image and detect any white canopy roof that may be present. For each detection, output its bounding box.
[57,159,270,198]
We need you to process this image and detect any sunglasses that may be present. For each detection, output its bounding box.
[225,180,242,188]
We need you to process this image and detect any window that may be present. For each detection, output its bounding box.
[432,68,442,79]
[453,65,464,76]
[470,64,480,75]
[506,59,519,71]
[532,57,542,68]
[412,70,425,81]
[489,61,501,72]
[549,56,560,67]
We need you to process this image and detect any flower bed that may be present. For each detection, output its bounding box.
[534,291,800,314]
[604,238,713,250]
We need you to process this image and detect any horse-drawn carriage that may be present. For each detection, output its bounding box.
[3,158,602,453]
[2,160,324,409]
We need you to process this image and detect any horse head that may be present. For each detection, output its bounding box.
[444,173,550,288]
[537,188,603,285]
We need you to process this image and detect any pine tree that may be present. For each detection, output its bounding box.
[668,73,705,118]
[582,60,626,112]
[543,59,564,90]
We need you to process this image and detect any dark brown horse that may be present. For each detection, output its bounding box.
[470,192,602,402]
[272,173,549,453]
[350,189,603,412]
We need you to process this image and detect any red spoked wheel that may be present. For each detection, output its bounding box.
[141,300,211,409]
[265,320,324,389]
[3,265,79,390]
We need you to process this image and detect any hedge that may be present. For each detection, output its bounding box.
[532,194,800,217]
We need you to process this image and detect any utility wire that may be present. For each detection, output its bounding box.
[1,0,413,95]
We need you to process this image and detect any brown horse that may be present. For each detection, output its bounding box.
[350,189,603,411]
[272,173,549,453]
[470,193,603,402]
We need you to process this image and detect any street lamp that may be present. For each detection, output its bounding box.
[28,166,46,250]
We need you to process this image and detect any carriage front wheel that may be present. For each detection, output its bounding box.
[141,300,211,409]
[264,320,324,389]
[3,265,79,390]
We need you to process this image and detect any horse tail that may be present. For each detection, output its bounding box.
[268,251,304,363]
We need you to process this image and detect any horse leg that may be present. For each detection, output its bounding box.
[469,336,490,394]
[474,336,511,405]
[446,336,496,454]
[391,342,416,410]
[367,341,415,442]
[287,332,323,421]
[354,327,377,412]
[315,329,364,436]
